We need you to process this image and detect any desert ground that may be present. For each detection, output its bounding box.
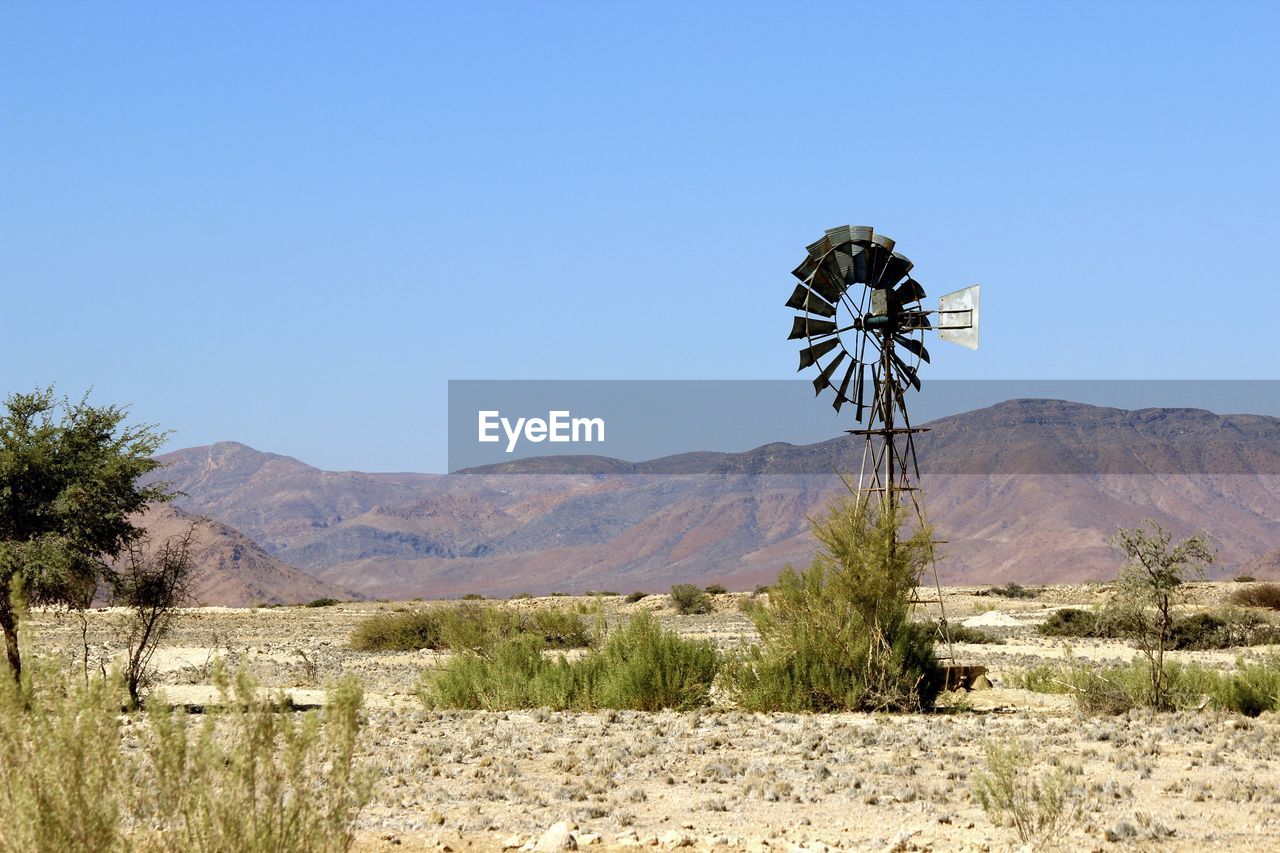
[26,584,1280,852]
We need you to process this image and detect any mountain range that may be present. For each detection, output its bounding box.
[133,504,346,606]
[139,399,1280,602]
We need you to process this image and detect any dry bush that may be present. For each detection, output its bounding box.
[0,664,373,853]
[0,665,127,852]
[988,582,1038,599]
[136,667,374,853]
[111,525,197,707]
[973,740,1082,844]
[1229,582,1280,610]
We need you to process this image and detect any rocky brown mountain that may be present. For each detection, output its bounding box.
[134,504,349,606]
[149,400,1280,599]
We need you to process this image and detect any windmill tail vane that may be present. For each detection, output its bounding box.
[786,224,981,661]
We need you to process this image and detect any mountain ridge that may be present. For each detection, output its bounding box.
[149,399,1280,598]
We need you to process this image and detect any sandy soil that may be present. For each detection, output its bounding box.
[25,582,1280,851]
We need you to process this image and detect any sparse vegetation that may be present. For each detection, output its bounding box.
[943,623,1001,644]
[1168,610,1280,649]
[0,387,173,682]
[1109,520,1215,709]
[669,583,713,615]
[137,667,375,852]
[1038,607,1123,638]
[704,583,728,595]
[349,608,442,652]
[973,739,1081,844]
[1012,655,1280,716]
[988,581,1038,599]
[1230,582,1280,610]
[1007,664,1072,694]
[1234,575,1257,583]
[349,603,592,652]
[421,611,719,711]
[729,496,942,712]
[0,665,373,852]
[305,597,342,608]
[111,524,197,707]
[625,591,648,603]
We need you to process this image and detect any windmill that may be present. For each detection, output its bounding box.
[786,224,980,661]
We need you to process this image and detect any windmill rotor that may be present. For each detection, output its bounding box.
[786,226,978,421]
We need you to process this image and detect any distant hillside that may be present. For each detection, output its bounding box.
[135,504,351,606]
[149,400,1280,598]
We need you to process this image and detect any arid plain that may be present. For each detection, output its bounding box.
[26,583,1280,852]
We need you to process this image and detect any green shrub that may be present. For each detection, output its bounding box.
[305,598,341,608]
[1029,659,1203,714]
[1038,608,1124,638]
[350,604,590,652]
[1068,658,1163,714]
[460,593,485,601]
[1010,656,1280,717]
[729,497,942,712]
[421,612,719,711]
[525,606,593,649]
[1039,605,1279,649]
[349,609,442,651]
[625,591,648,604]
[586,612,721,711]
[1230,582,1280,610]
[944,623,1002,644]
[704,583,728,596]
[1165,610,1280,649]
[973,740,1080,844]
[988,582,1037,599]
[1209,656,1280,716]
[669,584,713,615]
[1007,664,1072,694]
[508,592,534,600]
[423,634,583,711]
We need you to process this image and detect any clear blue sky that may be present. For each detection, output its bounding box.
[3,1,1277,472]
